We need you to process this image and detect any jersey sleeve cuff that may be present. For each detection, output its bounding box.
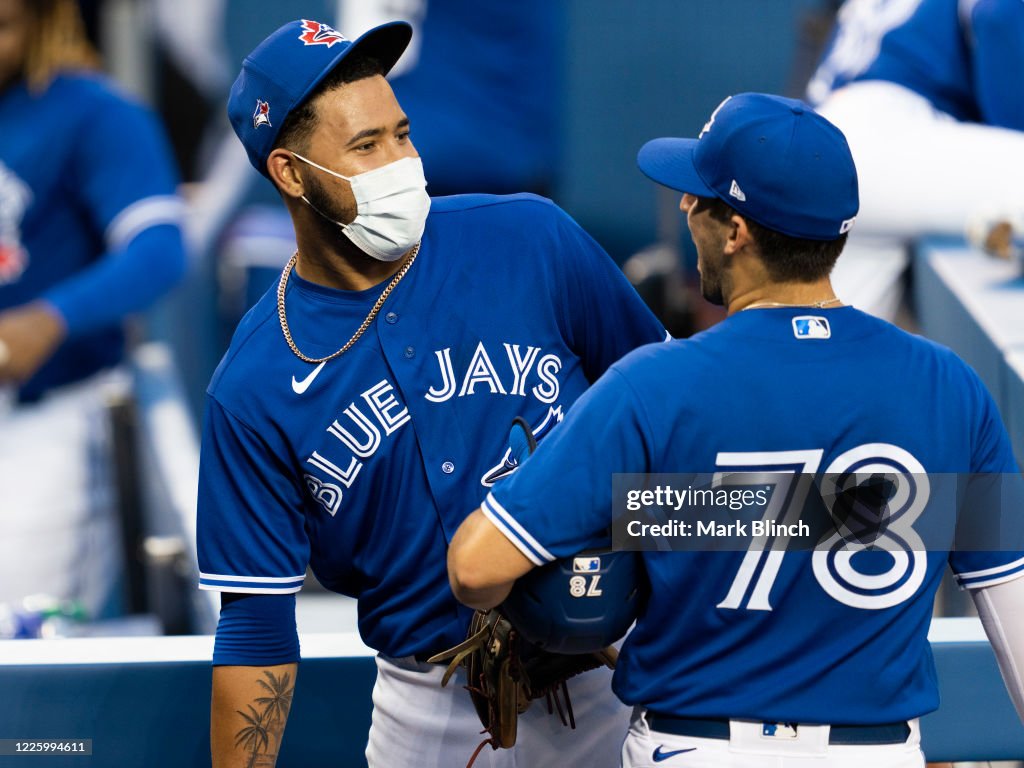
[481,492,556,567]
[105,194,186,250]
[199,572,305,594]
[956,555,1024,590]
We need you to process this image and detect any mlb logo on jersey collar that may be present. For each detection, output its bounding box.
[792,315,831,339]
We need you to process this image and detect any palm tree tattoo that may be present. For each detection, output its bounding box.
[235,670,294,767]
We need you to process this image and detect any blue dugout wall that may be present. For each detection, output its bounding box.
[0,620,1021,767]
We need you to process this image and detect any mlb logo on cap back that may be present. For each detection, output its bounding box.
[227,19,412,177]
[636,93,859,241]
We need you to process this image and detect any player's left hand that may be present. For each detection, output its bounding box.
[0,302,67,384]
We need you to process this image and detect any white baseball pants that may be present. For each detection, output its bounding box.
[366,652,630,767]
[0,370,126,621]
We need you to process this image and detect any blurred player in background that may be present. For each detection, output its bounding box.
[198,17,666,768]
[807,0,1024,319]
[448,93,1024,767]
[0,0,187,621]
[380,0,562,196]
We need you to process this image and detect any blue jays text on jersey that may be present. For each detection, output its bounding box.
[808,0,1024,130]
[197,194,666,659]
[487,306,1024,724]
[0,73,185,399]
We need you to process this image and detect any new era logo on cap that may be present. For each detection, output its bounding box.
[729,180,746,202]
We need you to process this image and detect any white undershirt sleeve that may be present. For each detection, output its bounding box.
[971,573,1024,723]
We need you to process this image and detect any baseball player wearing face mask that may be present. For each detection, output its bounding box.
[448,93,1024,768]
[198,19,667,768]
[806,0,1024,319]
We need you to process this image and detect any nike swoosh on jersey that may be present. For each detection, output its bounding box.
[291,360,327,394]
[652,745,697,762]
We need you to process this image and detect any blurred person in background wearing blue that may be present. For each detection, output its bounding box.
[0,0,187,624]
[375,0,562,196]
[807,0,1024,320]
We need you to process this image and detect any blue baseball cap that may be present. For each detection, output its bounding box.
[637,93,859,241]
[228,19,412,177]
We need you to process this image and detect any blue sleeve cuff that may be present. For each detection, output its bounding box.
[44,222,186,338]
[212,592,300,666]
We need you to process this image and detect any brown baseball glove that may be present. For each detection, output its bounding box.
[428,608,617,766]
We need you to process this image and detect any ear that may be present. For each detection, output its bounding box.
[725,213,754,255]
[266,149,305,199]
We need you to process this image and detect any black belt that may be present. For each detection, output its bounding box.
[646,713,911,746]
[414,652,445,664]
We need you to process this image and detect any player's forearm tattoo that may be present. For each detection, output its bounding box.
[234,670,294,768]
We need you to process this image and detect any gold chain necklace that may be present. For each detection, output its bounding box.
[743,297,841,311]
[276,244,420,364]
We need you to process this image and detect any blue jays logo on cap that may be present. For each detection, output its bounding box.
[252,99,271,129]
[298,19,347,47]
[792,316,831,339]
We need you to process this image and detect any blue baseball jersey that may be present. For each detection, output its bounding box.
[0,73,185,399]
[197,194,666,658]
[487,306,1024,723]
[808,0,1024,129]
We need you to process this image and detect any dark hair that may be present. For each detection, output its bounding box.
[23,0,100,92]
[695,196,848,282]
[272,54,386,156]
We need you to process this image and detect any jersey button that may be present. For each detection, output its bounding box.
[441,461,455,474]
[385,312,398,324]
[404,346,415,358]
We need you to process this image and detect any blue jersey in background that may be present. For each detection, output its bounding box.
[808,0,1024,129]
[0,73,185,399]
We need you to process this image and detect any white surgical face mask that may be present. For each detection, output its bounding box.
[293,153,431,262]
